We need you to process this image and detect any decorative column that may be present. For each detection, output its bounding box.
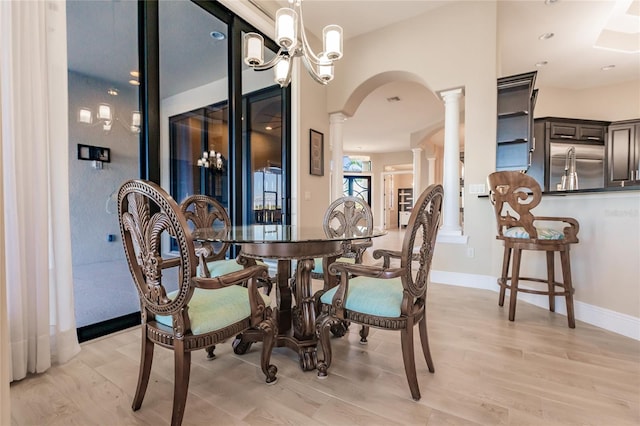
[438,87,465,239]
[412,148,423,198]
[427,157,436,187]
[329,113,346,201]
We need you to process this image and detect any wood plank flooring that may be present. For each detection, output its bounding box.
[10,230,640,425]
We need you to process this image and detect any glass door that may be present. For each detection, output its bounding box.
[66,0,141,339]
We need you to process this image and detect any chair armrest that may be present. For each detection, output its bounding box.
[534,216,579,242]
[350,239,373,264]
[372,249,402,268]
[161,257,181,269]
[192,264,268,290]
[328,262,403,280]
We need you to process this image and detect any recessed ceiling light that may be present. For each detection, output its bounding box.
[544,0,559,5]
[538,32,554,40]
[129,79,140,86]
[210,31,226,41]
[535,61,548,67]
[265,126,273,130]
[601,64,616,71]
[107,88,118,96]
[130,71,140,78]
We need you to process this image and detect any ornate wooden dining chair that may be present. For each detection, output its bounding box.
[487,171,579,328]
[308,196,374,337]
[316,184,443,401]
[118,180,277,426]
[180,194,273,295]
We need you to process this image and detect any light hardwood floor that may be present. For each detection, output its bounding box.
[10,230,640,425]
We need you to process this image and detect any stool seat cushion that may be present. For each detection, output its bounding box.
[312,256,356,274]
[157,287,271,335]
[320,276,403,317]
[504,226,564,240]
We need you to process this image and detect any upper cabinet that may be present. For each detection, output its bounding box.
[549,121,607,142]
[496,71,537,172]
[607,120,640,187]
[532,117,609,191]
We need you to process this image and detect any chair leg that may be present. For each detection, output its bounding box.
[171,341,190,426]
[205,345,216,360]
[359,325,369,344]
[560,250,576,329]
[259,314,278,384]
[132,326,154,411]
[498,246,511,307]
[316,314,337,379]
[508,248,522,322]
[401,323,420,401]
[418,316,435,373]
[546,251,556,312]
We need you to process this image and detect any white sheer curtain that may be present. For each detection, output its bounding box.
[1,0,80,388]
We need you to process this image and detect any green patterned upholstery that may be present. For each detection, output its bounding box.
[320,276,404,318]
[312,256,356,274]
[504,226,564,240]
[157,287,270,335]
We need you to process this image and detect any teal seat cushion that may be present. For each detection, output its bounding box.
[504,226,564,240]
[201,259,268,277]
[312,256,356,274]
[156,286,270,335]
[320,276,403,318]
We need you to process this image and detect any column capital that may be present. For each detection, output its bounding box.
[411,147,423,154]
[437,87,465,102]
[329,112,347,124]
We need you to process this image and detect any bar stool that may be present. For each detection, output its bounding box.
[487,171,579,328]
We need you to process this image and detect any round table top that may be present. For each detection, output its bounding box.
[192,224,386,244]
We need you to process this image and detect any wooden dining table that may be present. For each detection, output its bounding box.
[191,224,386,371]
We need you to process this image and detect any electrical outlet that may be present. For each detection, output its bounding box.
[468,184,486,195]
[466,247,475,258]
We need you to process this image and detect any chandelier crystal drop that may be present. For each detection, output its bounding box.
[244,0,343,87]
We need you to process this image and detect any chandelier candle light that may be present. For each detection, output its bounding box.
[197,150,224,172]
[244,0,343,87]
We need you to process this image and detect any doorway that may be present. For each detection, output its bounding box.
[382,171,413,230]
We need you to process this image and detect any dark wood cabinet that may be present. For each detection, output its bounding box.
[607,120,640,187]
[549,121,606,142]
[496,71,537,172]
[532,117,609,191]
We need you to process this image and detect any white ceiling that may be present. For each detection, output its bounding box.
[67,0,640,154]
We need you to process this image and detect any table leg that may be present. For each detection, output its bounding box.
[276,259,292,334]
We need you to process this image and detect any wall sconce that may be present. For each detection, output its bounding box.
[130,111,141,133]
[78,107,93,124]
[97,103,113,131]
[197,150,225,172]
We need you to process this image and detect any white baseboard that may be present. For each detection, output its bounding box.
[430,270,640,341]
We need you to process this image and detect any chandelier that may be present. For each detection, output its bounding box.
[244,0,343,87]
[197,150,225,173]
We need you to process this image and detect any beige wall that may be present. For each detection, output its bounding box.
[535,80,640,122]
[293,60,331,227]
